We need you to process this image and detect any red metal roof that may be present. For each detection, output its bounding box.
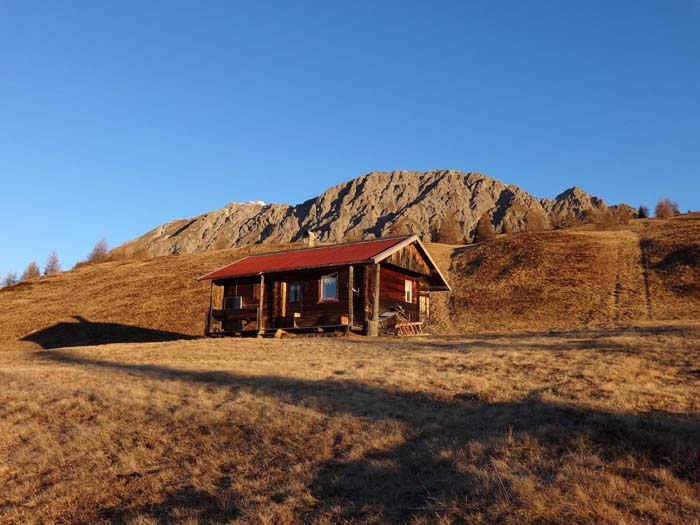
[199,236,411,281]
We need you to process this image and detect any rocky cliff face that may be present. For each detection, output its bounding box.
[115,170,609,256]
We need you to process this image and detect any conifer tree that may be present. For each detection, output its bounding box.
[44,250,61,276]
[474,212,495,242]
[21,261,41,281]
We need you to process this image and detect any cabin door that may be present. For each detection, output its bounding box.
[285,281,302,326]
[419,293,430,323]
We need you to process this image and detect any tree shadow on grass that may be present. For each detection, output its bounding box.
[21,315,198,349]
[36,349,700,524]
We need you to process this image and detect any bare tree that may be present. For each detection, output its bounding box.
[44,250,61,276]
[474,212,495,242]
[437,207,463,244]
[87,238,109,262]
[21,261,41,281]
[2,271,18,287]
[655,198,679,219]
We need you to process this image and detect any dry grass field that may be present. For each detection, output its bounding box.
[1,214,699,523]
[1,324,699,524]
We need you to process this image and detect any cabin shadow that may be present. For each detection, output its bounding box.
[22,315,197,349]
[36,350,700,524]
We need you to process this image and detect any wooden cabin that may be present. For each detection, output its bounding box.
[198,235,450,336]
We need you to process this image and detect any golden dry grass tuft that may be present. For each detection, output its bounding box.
[1,324,699,524]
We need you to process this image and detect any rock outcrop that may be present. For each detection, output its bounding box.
[115,170,610,256]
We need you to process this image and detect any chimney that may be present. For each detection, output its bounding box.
[302,231,317,247]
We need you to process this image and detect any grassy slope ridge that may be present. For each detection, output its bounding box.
[1,214,699,349]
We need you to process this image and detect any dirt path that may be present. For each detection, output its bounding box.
[611,231,651,322]
[638,238,654,320]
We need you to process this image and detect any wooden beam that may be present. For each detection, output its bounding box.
[207,281,213,335]
[258,273,265,331]
[281,281,287,318]
[348,265,354,328]
[367,263,381,336]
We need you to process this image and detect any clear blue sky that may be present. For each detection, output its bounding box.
[1,1,698,277]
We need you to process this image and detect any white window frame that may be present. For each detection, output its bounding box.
[404,279,413,303]
[320,273,338,301]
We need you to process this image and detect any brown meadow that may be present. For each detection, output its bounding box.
[1,214,699,523]
[1,323,699,524]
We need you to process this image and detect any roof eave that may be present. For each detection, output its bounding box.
[198,258,377,282]
[196,255,252,282]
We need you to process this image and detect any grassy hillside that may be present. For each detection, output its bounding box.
[632,213,700,319]
[432,213,700,333]
[1,325,699,524]
[1,214,699,350]
[0,244,296,351]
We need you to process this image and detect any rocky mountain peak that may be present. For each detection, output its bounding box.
[115,170,611,257]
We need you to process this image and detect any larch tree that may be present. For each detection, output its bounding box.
[87,238,109,262]
[44,250,61,276]
[2,271,18,287]
[655,198,679,219]
[21,261,41,281]
[474,212,495,243]
[525,210,548,232]
[437,207,463,244]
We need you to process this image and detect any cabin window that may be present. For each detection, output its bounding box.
[289,282,301,303]
[320,273,338,300]
[404,279,413,303]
